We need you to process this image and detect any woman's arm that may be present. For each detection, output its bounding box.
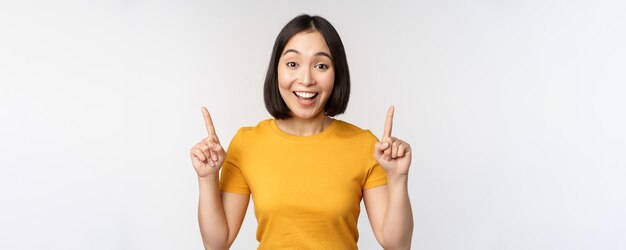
[197,175,227,248]
[363,178,413,249]
[366,106,414,249]
[197,175,249,249]
[192,107,249,249]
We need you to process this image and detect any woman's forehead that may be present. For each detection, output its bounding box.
[282,31,331,56]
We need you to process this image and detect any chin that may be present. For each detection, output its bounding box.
[291,109,323,119]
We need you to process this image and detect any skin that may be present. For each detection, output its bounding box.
[191,30,413,249]
[366,106,414,249]
[275,30,335,136]
[191,107,248,250]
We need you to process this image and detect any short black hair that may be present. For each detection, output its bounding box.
[264,14,350,119]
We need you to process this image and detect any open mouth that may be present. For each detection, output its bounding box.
[293,91,318,105]
[293,91,318,99]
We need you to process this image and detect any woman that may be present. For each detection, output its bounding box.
[190,14,413,249]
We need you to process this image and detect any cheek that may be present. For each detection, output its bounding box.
[320,72,335,91]
[277,68,293,89]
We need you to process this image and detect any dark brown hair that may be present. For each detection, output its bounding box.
[264,14,350,119]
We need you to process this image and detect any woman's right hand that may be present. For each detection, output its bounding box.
[190,107,226,178]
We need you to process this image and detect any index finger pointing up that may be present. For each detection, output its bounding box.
[201,107,217,137]
[383,106,394,139]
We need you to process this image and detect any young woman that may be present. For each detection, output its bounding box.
[190,14,413,249]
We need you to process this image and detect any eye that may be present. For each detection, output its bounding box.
[286,62,297,68]
[315,64,329,70]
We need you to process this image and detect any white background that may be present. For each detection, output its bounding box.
[1,0,625,249]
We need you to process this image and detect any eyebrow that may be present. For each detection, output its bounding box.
[282,49,333,60]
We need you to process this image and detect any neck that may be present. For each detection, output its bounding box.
[275,113,333,136]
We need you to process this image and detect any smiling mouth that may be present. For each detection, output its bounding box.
[293,91,318,106]
[293,91,318,99]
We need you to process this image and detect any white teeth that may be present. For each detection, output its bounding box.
[294,91,316,98]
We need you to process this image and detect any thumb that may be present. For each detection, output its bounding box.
[210,143,226,158]
[374,141,389,159]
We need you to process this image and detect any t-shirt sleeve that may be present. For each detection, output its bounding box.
[363,131,388,189]
[219,128,251,194]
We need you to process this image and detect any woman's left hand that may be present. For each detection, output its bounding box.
[374,106,412,176]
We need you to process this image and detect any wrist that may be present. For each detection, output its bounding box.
[387,173,409,185]
[198,174,219,184]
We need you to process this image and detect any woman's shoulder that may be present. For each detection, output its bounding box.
[227,119,273,149]
[333,119,379,142]
[232,119,274,137]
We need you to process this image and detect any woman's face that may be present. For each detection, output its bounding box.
[277,30,335,120]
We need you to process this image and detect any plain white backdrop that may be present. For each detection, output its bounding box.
[1,0,625,249]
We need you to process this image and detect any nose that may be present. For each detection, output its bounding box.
[299,67,315,86]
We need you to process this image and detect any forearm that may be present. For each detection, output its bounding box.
[382,175,413,249]
[198,174,228,250]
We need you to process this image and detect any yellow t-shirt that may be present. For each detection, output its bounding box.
[220,119,388,249]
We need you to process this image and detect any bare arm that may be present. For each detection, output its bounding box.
[198,175,228,249]
[364,177,413,249]
[192,107,250,249]
[366,106,414,249]
[197,175,249,249]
